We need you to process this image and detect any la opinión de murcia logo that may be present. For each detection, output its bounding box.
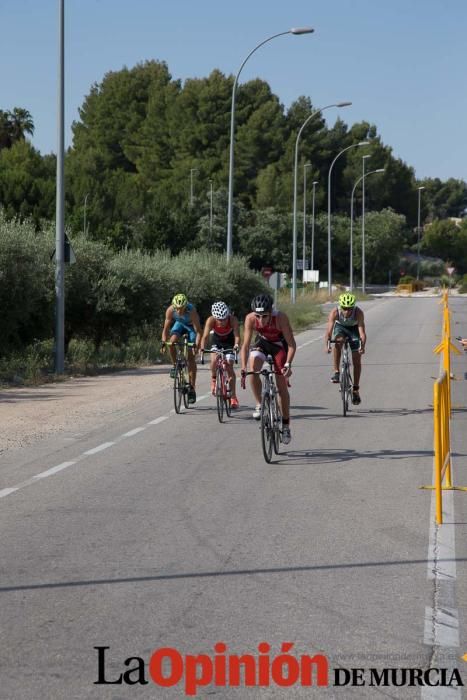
[94,644,464,696]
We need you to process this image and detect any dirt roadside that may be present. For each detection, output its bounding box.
[0,366,173,454]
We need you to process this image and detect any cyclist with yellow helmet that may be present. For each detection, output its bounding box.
[162,293,202,404]
[325,292,366,405]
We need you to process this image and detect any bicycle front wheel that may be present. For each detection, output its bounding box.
[341,362,350,416]
[174,365,183,414]
[216,367,224,423]
[261,393,273,463]
[224,368,232,417]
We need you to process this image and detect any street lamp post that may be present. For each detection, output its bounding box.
[361,154,371,294]
[292,102,351,302]
[310,180,318,275]
[83,192,89,237]
[189,168,198,207]
[349,168,384,290]
[302,163,312,293]
[55,0,65,373]
[209,179,213,238]
[327,141,369,297]
[417,186,425,280]
[226,26,314,261]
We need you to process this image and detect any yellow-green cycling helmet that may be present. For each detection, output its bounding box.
[172,293,188,309]
[338,292,356,309]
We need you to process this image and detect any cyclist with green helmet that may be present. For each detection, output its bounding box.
[325,292,366,405]
[162,293,202,404]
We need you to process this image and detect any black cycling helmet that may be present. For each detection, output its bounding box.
[251,293,273,313]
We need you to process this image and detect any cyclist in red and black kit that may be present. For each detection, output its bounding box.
[200,301,241,409]
[241,293,296,444]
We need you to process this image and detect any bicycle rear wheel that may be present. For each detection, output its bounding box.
[271,394,281,454]
[216,367,224,423]
[174,364,183,414]
[261,393,273,463]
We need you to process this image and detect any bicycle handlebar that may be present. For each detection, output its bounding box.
[200,347,238,365]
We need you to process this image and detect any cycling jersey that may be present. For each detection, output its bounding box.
[336,306,359,327]
[170,302,196,343]
[213,316,233,337]
[254,311,283,343]
[252,311,287,371]
[332,307,361,351]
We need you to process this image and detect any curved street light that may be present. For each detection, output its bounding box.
[301,163,312,294]
[349,168,385,290]
[291,101,351,302]
[226,26,314,260]
[327,140,369,296]
[417,186,425,280]
[310,180,318,274]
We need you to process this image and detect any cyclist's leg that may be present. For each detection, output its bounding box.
[209,351,217,395]
[186,328,197,389]
[168,324,184,366]
[249,349,265,416]
[272,347,289,419]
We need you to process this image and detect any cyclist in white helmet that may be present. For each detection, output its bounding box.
[200,301,241,408]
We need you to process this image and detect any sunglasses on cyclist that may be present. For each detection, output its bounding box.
[255,313,271,319]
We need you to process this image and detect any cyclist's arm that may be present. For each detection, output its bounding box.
[162,307,174,342]
[231,315,241,348]
[357,309,366,352]
[190,308,203,347]
[241,315,254,370]
[325,308,337,347]
[200,316,214,350]
[278,313,296,365]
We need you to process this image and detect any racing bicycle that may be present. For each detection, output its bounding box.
[162,339,195,414]
[201,347,238,423]
[328,337,361,416]
[242,355,282,463]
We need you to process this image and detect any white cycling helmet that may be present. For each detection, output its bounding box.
[211,301,230,320]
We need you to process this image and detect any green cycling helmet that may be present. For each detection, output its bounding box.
[338,292,356,309]
[172,293,188,309]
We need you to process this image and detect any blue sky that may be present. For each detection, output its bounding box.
[1,0,466,182]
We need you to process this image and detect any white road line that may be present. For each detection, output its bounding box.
[0,488,19,498]
[122,427,146,437]
[297,334,324,350]
[422,463,461,700]
[424,606,460,648]
[0,384,214,500]
[34,461,76,478]
[83,442,115,455]
[427,487,457,582]
[148,416,169,425]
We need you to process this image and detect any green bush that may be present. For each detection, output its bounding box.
[0,213,54,354]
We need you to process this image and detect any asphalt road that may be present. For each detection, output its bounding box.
[1,296,466,699]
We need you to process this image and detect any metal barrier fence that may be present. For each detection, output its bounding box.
[423,289,466,524]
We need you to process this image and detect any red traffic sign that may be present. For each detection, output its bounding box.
[261,267,273,279]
